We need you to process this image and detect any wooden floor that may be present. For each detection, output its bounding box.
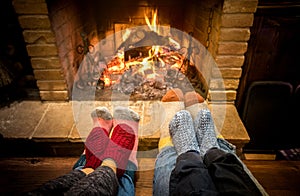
[0,157,299,196]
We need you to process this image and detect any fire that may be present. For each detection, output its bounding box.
[145,8,158,33]
[95,8,186,96]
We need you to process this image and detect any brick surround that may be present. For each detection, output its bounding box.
[12,0,258,102]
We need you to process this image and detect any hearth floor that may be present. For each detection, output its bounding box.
[0,100,250,157]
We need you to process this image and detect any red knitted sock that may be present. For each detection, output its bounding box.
[112,106,140,168]
[84,127,109,169]
[102,124,136,178]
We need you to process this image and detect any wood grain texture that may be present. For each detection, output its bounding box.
[0,157,299,195]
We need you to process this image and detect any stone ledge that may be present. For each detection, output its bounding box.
[0,101,249,157]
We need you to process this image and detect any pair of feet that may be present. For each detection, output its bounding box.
[84,106,140,177]
[169,109,220,158]
[160,88,219,157]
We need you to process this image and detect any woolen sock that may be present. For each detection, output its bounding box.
[194,109,220,157]
[74,107,113,170]
[169,110,200,156]
[91,106,113,134]
[84,127,110,169]
[112,106,140,168]
[101,124,136,178]
[159,88,185,151]
[66,166,119,196]
[184,91,209,120]
[27,170,86,195]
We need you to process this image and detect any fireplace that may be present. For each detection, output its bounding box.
[12,0,258,103]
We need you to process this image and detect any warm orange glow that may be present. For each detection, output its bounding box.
[100,8,183,87]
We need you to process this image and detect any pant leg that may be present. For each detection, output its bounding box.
[117,173,135,196]
[204,148,262,196]
[169,151,218,196]
[153,146,177,196]
[73,153,136,196]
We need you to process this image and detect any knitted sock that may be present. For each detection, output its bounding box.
[184,91,208,120]
[91,106,113,134]
[27,170,86,195]
[159,88,185,151]
[101,124,136,178]
[112,106,140,168]
[66,166,119,196]
[194,109,220,157]
[169,110,200,156]
[84,127,110,169]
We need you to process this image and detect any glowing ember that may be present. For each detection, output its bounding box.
[75,9,207,101]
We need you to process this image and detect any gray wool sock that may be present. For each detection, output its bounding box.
[66,166,119,196]
[194,109,220,157]
[169,110,200,156]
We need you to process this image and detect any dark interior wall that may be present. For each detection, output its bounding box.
[0,0,38,106]
[236,0,300,152]
[237,1,300,111]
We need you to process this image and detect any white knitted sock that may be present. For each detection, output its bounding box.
[169,110,200,156]
[194,109,220,157]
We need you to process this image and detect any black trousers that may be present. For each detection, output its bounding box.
[169,148,262,196]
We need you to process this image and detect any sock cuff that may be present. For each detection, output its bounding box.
[91,106,112,120]
[113,106,140,122]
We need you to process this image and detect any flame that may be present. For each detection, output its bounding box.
[98,8,184,88]
[145,9,158,33]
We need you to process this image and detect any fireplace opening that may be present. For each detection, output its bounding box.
[46,0,223,101]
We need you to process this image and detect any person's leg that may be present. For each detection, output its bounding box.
[26,170,86,195]
[169,151,218,196]
[112,106,140,171]
[67,123,136,195]
[117,173,135,196]
[84,106,113,169]
[153,88,185,196]
[168,110,218,195]
[204,148,262,196]
[153,146,177,196]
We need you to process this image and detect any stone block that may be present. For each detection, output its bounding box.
[219,28,251,41]
[34,69,63,80]
[209,103,250,156]
[208,90,237,102]
[215,55,244,67]
[221,13,254,27]
[18,15,51,29]
[13,0,48,14]
[39,91,69,101]
[0,101,48,138]
[37,80,67,91]
[23,30,56,44]
[31,57,61,69]
[26,44,58,57]
[223,0,258,13]
[32,102,73,141]
[218,42,248,55]
[210,78,240,90]
[213,67,242,79]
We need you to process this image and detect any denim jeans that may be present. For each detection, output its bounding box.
[73,154,136,196]
[153,139,267,196]
[153,146,177,196]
